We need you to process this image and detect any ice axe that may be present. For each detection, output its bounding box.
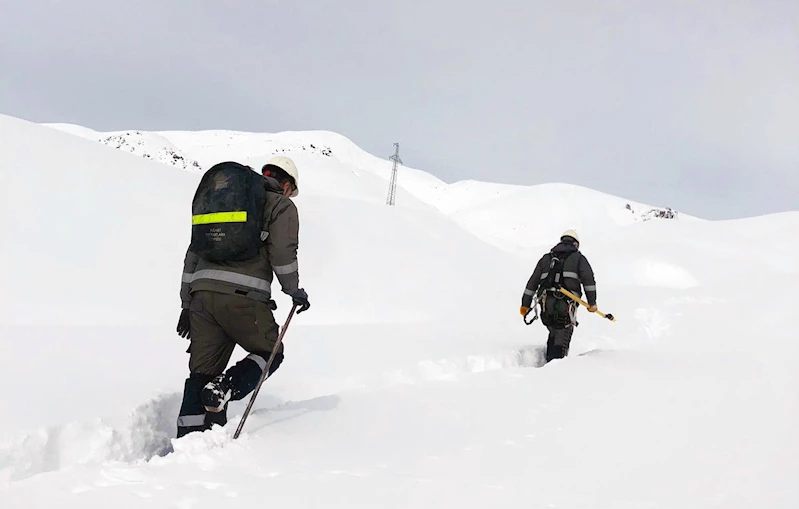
[557,288,616,322]
[233,303,298,439]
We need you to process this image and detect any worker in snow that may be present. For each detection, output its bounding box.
[520,229,597,363]
[175,156,311,438]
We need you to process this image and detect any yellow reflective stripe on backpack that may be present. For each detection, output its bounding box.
[192,211,248,225]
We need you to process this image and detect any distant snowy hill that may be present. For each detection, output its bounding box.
[47,123,683,254]
[1,115,796,508]
[45,123,203,172]
[99,131,202,172]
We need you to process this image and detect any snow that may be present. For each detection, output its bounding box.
[2,113,798,508]
[99,131,203,172]
[42,122,102,141]
[44,123,203,172]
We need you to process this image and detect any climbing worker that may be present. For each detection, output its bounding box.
[520,229,597,362]
[175,156,310,437]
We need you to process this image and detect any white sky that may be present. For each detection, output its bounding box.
[1,0,797,219]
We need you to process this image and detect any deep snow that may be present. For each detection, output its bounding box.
[1,114,797,508]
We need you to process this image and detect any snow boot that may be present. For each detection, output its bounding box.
[545,326,574,362]
[201,374,232,413]
[177,373,216,437]
[201,351,284,413]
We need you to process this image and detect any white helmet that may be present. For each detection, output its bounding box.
[264,156,300,197]
[561,229,580,244]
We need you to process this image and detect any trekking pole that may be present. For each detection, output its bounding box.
[233,303,298,439]
[557,288,616,322]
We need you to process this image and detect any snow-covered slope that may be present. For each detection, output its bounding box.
[1,115,797,508]
[156,129,449,205]
[99,131,202,172]
[48,123,687,254]
[428,181,689,257]
[0,112,526,444]
[43,122,102,140]
[45,123,203,172]
[48,125,444,210]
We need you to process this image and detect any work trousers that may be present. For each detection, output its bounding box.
[177,291,283,437]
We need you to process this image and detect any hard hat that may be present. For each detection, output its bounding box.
[263,156,299,197]
[561,229,580,243]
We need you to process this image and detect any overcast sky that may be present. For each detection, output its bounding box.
[2,0,797,219]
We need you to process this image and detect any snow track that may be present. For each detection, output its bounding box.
[0,393,180,483]
[0,347,548,485]
[349,346,549,390]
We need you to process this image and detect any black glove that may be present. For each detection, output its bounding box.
[291,288,310,314]
[176,309,191,339]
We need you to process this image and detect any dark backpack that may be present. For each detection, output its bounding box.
[539,251,575,295]
[189,161,267,263]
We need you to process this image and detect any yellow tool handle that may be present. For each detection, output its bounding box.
[558,288,616,322]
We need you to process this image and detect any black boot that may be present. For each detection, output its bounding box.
[546,327,574,362]
[201,350,284,415]
[205,404,228,429]
[176,373,216,438]
[201,373,233,413]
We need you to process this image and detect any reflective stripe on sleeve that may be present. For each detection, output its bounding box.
[273,261,298,275]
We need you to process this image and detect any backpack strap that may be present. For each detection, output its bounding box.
[549,251,563,287]
[544,251,577,297]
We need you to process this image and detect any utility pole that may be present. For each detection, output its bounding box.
[386,142,402,206]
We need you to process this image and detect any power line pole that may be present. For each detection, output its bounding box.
[386,142,402,206]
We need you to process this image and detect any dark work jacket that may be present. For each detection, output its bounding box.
[521,242,597,307]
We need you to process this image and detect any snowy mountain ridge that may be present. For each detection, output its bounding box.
[100,131,202,172]
[46,122,687,257]
[44,123,203,172]
[47,122,683,215]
